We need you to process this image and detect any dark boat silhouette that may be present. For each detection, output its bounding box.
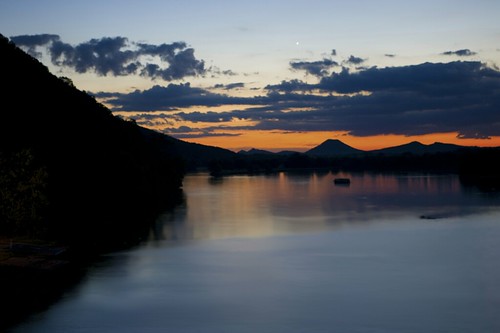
[333,178,351,185]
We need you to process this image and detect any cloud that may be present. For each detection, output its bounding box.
[290,58,339,77]
[442,49,477,57]
[175,111,237,123]
[160,126,241,139]
[277,62,500,139]
[139,45,205,80]
[97,59,500,140]
[344,55,365,65]
[184,61,500,139]
[331,49,337,56]
[213,82,245,90]
[97,83,265,111]
[456,132,491,140]
[209,67,239,77]
[10,34,60,57]
[10,34,206,80]
[316,61,496,94]
[265,79,313,93]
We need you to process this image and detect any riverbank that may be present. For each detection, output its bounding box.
[0,238,86,330]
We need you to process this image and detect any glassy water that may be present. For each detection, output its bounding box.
[11,172,500,333]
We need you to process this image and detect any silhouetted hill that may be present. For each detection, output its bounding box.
[276,150,298,156]
[237,149,297,157]
[306,139,364,156]
[139,128,236,170]
[0,34,184,248]
[428,142,466,153]
[371,141,465,155]
[238,148,274,155]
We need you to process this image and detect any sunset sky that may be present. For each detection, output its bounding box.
[1,0,500,152]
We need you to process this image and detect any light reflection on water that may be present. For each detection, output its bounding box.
[154,172,497,241]
[11,172,500,333]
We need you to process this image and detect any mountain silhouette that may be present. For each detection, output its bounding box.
[0,34,187,247]
[305,139,364,156]
[139,127,236,170]
[371,141,466,155]
[238,148,274,155]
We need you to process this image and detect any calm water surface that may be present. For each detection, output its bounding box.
[11,172,500,333]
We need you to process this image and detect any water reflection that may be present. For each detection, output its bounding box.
[152,172,499,243]
[10,172,500,333]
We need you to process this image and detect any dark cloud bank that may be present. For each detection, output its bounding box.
[105,61,500,140]
[10,34,206,80]
[290,58,339,77]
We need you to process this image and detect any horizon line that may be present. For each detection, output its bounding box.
[185,138,498,154]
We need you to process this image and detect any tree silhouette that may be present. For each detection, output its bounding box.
[0,149,48,236]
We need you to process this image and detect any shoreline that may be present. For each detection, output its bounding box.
[0,238,86,330]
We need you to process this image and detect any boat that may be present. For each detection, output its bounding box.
[333,178,351,185]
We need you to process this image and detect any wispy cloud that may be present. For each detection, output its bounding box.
[441,49,477,57]
[213,82,245,90]
[344,55,365,65]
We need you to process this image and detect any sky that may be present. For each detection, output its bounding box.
[1,0,500,152]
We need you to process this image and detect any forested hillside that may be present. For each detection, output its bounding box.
[0,34,184,249]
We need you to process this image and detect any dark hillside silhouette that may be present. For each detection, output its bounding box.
[238,148,275,155]
[0,34,184,249]
[139,127,237,171]
[306,139,364,156]
[371,141,465,155]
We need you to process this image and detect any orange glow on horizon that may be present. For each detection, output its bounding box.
[181,130,500,152]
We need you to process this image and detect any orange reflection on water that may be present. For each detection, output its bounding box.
[156,172,466,242]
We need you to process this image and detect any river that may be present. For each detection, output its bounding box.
[10,172,500,333]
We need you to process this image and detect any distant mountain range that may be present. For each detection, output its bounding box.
[237,139,475,158]
[369,141,467,155]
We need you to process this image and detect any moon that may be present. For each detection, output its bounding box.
[296,41,300,46]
